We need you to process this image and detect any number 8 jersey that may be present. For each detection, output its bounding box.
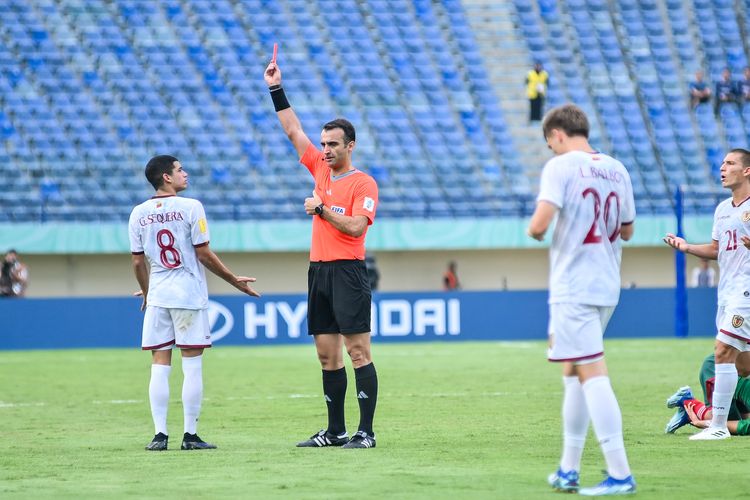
[712,197,750,308]
[128,194,210,310]
[537,151,636,306]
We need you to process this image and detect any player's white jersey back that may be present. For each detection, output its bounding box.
[712,197,750,307]
[128,195,210,310]
[537,150,636,306]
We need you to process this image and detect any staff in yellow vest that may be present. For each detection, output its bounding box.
[526,61,549,122]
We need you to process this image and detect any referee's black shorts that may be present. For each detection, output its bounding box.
[307,259,372,335]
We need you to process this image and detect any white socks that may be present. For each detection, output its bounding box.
[149,364,171,435]
[182,355,204,435]
[582,376,631,480]
[149,356,205,436]
[710,363,738,428]
[560,376,589,472]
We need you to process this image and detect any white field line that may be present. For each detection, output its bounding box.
[0,401,46,408]
[0,391,535,409]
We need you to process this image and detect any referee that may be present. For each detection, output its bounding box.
[264,57,379,449]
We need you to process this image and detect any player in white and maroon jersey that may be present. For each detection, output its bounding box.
[129,155,260,451]
[664,148,750,441]
[527,104,636,496]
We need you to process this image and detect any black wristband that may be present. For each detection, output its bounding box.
[270,86,290,112]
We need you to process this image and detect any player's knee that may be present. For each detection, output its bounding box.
[736,353,750,377]
[715,341,739,363]
[346,345,371,366]
[316,350,340,369]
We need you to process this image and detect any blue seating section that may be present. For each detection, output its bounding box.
[2,0,750,222]
[0,0,524,222]
[513,0,750,215]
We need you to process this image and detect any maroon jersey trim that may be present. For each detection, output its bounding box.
[142,340,176,351]
[719,329,750,343]
[548,351,604,363]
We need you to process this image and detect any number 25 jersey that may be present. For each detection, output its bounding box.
[712,197,750,307]
[128,195,210,310]
[537,151,635,306]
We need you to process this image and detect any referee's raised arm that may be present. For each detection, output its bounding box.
[264,59,312,159]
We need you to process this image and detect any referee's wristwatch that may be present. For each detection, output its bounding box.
[314,203,325,216]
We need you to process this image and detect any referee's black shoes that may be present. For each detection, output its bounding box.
[296,429,349,447]
[342,430,376,449]
[181,433,217,450]
[145,432,168,451]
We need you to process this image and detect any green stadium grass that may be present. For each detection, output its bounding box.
[0,338,744,499]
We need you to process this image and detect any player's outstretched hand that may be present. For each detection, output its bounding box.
[663,233,688,252]
[684,401,709,428]
[234,276,261,297]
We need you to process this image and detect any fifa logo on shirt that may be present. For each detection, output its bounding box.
[363,197,375,212]
[330,205,345,214]
[732,315,745,328]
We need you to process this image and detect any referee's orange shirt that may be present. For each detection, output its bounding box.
[300,144,378,262]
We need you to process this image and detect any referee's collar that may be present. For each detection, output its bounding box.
[332,169,358,181]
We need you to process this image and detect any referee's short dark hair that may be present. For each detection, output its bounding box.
[323,118,356,144]
[542,104,590,140]
[145,155,179,190]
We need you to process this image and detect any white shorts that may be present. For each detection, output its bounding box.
[547,303,614,363]
[141,306,212,351]
[717,304,750,352]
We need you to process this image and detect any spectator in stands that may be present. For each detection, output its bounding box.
[715,67,739,115]
[443,261,460,290]
[689,70,712,109]
[526,61,549,122]
[0,249,28,297]
[691,257,716,288]
[365,252,380,291]
[740,66,750,106]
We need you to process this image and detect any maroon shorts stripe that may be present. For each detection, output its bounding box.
[142,340,176,351]
[548,351,604,363]
[719,329,750,344]
[175,344,212,349]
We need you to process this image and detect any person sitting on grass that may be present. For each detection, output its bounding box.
[665,353,750,435]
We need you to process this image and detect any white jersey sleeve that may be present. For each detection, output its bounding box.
[129,209,145,254]
[542,151,635,306]
[189,201,210,248]
[537,157,567,208]
[128,196,210,310]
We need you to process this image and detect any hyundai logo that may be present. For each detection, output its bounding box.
[208,300,234,342]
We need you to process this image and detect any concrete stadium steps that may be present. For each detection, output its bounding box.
[462,0,549,187]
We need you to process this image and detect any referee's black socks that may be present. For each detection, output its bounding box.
[354,363,378,436]
[322,367,347,436]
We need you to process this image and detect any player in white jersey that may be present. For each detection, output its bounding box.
[663,148,750,440]
[129,155,260,451]
[527,104,636,496]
